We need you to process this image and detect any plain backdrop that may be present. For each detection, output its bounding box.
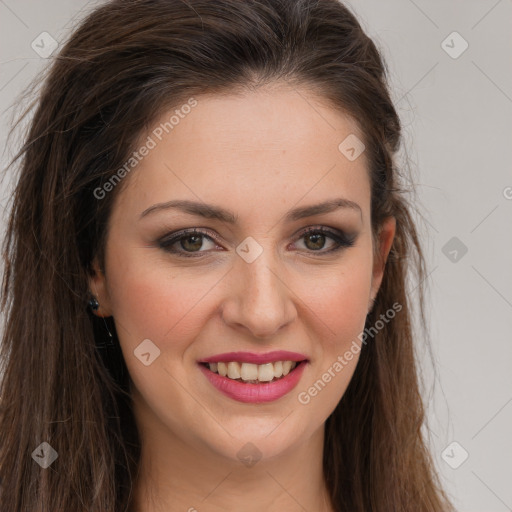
[1,1,511,511]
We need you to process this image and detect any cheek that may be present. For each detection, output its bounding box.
[294,251,373,348]
[105,250,223,354]
[108,273,170,344]
[293,256,373,412]
[105,264,215,407]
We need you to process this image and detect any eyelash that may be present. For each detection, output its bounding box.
[157,226,356,258]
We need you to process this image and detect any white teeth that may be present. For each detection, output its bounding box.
[206,360,300,382]
[240,363,258,381]
[273,361,283,378]
[282,360,293,376]
[227,362,241,379]
[217,362,227,377]
[258,363,274,382]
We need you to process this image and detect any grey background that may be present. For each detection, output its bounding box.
[1,1,511,510]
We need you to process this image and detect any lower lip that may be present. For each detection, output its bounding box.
[198,361,308,403]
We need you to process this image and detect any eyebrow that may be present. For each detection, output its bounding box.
[139,197,362,223]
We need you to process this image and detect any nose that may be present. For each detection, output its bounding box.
[220,249,297,340]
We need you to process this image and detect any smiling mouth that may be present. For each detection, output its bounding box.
[200,360,307,384]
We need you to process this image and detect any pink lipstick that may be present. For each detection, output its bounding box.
[197,351,309,403]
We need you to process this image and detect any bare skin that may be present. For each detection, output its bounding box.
[89,82,395,512]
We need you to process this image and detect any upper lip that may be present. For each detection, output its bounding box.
[198,351,308,365]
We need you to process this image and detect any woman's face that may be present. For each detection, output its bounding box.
[89,83,395,463]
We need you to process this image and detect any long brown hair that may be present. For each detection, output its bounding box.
[0,0,455,510]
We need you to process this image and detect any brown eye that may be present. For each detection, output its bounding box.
[158,229,219,257]
[295,227,356,254]
[179,234,204,252]
[303,232,328,251]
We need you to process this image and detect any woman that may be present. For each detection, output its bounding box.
[0,0,456,510]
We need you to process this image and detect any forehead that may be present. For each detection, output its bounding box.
[115,84,371,224]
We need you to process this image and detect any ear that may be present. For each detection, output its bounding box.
[88,257,113,318]
[368,216,396,311]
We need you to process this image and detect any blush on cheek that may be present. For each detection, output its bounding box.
[107,282,167,358]
[298,267,371,347]
[108,267,219,356]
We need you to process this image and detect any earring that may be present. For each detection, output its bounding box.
[87,294,114,349]
[88,297,100,311]
[88,296,114,342]
[88,296,126,384]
